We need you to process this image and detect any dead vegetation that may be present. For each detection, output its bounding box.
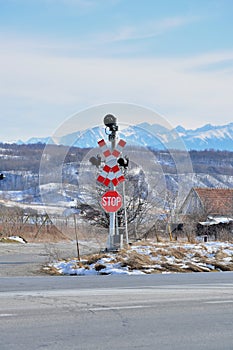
[82,253,109,265]
[0,237,21,243]
[43,240,233,275]
[124,251,154,270]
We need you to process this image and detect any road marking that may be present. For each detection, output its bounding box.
[205,300,233,304]
[0,314,15,317]
[89,305,151,311]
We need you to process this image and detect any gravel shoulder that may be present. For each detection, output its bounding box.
[0,241,98,276]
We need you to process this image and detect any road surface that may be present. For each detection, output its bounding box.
[1,273,233,350]
[0,241,99,276]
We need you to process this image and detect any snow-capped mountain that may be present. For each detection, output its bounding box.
[14,122,233,151]
[26,136,53,145]
[58,126,107,148]
[176,122,233,151]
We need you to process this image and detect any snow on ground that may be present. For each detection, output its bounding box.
[45,240,233,276]
[0,235,27,244]
[8,236,27,243]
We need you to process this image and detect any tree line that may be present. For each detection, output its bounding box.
[1,143,232,175]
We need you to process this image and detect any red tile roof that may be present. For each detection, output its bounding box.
[194,188,233,215]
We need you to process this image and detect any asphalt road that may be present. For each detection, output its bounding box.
[1,273,233,350]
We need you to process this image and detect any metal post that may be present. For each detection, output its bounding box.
[108,137,116,250]
[103,114,123,251]
[122,179,129,245]
[74,214,80,261]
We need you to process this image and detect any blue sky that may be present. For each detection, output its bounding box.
[0,0,233,141]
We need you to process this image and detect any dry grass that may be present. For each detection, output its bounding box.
[215,250,230,260]
[44,239,233,275]
[160,263,187,273]
[42,265,62,275]
[82,253,109,265]
[185,262,211,272]
[192,251,205,259]
[150,248,168,257]
[211,262,233,271]
[125,251,153,270]
[0,237,21,243]
[94,263,107,271]
[168,247,187,260]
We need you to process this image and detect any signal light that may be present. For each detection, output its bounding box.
[117,157,129,169]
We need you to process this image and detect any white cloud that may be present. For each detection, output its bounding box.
[0,35,233,140]
[176,51,233,71]
[94,15,201,43]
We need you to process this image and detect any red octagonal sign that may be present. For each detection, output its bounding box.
[101,190,122,213]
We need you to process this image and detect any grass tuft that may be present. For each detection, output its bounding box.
[125,251,153,270]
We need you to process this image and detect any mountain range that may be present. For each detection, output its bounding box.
[14,122,233,151]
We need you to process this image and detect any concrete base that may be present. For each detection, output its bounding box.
[106,234,123,251]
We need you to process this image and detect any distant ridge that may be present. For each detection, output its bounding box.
[9,122,233,151]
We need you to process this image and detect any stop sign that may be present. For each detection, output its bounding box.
[101,190,122,213]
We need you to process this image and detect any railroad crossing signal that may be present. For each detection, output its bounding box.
[97,138,126,187]
[88,114,128,251]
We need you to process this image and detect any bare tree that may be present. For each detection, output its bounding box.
[77,165,165,242]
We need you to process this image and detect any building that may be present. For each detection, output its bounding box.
[179,187,233,218]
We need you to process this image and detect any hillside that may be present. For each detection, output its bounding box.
[0,143,232,206]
